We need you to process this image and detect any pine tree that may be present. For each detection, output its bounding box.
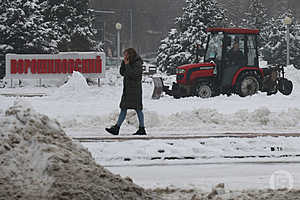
[44,0,97,52]
[244,0,269,48]
[157,0,225,73]
[245,0,268,30]
[0,0,58,53]
[0,0,57,78]
[176,0,225,47]
[218,0,248,27]
[157,29,190,74]
[262,10,300,69]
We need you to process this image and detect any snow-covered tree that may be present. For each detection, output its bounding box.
[0,0,58,53]
[245,0,268,30]
[157,0,225,73]
[157,29,190,74]
[218,0,247,27]
[244,0,269,48]
[262,11,300,69]
[176,0,225,49]
[44,0,97,51]
[0,0,57,78]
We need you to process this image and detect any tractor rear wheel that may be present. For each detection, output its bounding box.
[278,78,293,95]
[237,73,259,97]
[195,84,212,98]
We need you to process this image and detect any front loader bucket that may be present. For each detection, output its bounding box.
[151,77,163,99]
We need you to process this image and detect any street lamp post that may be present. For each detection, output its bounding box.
[129,9,133,47]
[115,22,122,60]
[94,9,133,49]
[283,16,292,67]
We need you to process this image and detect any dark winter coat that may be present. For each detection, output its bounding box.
[119,55,143,110]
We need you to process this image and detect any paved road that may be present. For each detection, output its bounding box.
[73,133,300,142]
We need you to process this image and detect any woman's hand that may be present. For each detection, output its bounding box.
[124,54,129,64]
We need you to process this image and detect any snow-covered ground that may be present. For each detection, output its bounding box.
[1,65,300,137]
[82,136,300,193]
[109,163,300,191]
[83,136,300,167]
[1,64,300,197]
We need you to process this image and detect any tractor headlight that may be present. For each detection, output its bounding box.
[176,68,186,74]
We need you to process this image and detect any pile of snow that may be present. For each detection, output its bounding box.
[151,107,300,131]
[286,66,300,88]
[61,106,300,134]
[0,101,160,200]
[59,71,89,91]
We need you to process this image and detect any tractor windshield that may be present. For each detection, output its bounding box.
[205,33,223,62]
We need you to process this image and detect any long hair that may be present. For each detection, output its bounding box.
[123,48,137,64]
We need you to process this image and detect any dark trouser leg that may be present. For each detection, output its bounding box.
[135,109,145,127]
[116,109,127,127]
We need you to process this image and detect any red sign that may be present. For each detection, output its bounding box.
[10,56,102,74]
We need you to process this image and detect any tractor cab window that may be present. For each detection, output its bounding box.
[224,34,245,55]
[247,35,258,66]
[224,34,246,66]
[205,33,223,62]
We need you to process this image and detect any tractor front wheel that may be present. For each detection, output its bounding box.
[195,84,212,98]
[236,73,259,97]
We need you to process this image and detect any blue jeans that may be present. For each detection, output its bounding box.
[116,109,145,127]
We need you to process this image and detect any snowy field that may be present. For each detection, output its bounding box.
[1,64,300,198]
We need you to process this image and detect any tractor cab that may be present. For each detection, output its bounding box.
[205,28,260,92]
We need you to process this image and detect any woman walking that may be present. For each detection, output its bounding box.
[105,48,146,135]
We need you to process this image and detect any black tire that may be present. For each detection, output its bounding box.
[173,93,181,99]
[195,83,212,98]
[172,84,181,99]
[294,65,300,70]
[278,78,293,95]
[236,72,260,97]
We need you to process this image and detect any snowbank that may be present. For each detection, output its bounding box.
[149,106,300,131]
[53,71,91,98]
[0,101,160,200]
[286,66,300,90]
[60,106,300,135]
[60,71,89,91]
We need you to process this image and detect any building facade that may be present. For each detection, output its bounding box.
[89,0,184,56]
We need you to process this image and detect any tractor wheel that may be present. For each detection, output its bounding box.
[195,84,212,98]
[278,78,293,95]
[236,73,259,97]
[172,84,182,99]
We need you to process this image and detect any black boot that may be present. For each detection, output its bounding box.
[105,125,120,135]
[133,127,146,135]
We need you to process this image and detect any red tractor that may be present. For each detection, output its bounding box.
[153,28,293,99]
